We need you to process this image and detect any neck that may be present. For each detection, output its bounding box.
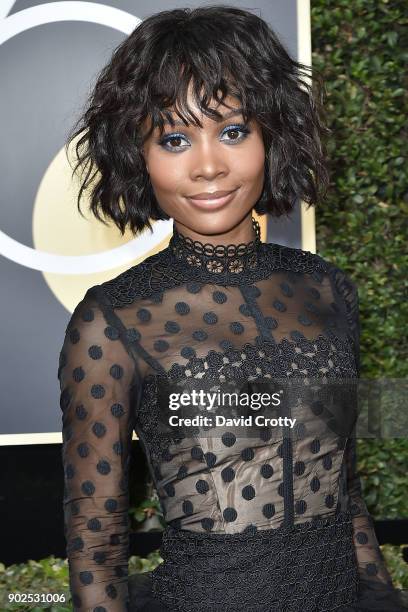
[173,214,256,247]
[168,216,263,279]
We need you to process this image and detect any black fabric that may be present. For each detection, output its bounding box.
[128,573,168,611]
[58,218,407,611]
[151,511,360,611]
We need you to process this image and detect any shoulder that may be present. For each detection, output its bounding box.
[299,248,359,321]
[313,252,359,303]
[265,241,331,276]
[87,248,168,309]
[265,242,359,303]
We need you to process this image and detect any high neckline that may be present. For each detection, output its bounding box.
[168,217,263,276]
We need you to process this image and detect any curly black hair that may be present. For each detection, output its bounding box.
[66,5,331,236]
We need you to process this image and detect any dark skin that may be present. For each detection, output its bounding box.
[141,85,266,246]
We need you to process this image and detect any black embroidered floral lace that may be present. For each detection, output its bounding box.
[168,216,262,275]
[152,511,359,611]
[58,218,407,611]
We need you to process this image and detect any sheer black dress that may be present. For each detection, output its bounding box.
[58,218,407,611]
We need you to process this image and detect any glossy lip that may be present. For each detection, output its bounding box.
[186,188,239,210]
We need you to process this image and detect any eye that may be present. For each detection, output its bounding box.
[221,124,251,144]
[158,132,190,152]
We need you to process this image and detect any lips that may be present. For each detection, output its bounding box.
[185,188,239,211]
[187,190,235,200]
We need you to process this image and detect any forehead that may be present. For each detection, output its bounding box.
[141,85,247,139]
[164,105,244,126]
[168,85,242,116]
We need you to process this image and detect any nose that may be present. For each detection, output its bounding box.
[189,141,229,181]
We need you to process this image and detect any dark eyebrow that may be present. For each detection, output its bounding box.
[163,108,244,127]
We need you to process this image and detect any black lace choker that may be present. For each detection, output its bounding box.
[168,218,262,275]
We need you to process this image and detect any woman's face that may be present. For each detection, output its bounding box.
[141,87,265,238]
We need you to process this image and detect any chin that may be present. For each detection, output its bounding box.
[182,212,246,237]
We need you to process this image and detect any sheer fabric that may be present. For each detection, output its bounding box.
[58,218,407,611]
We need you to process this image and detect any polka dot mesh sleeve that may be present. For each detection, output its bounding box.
[346,436,395,590]
[58,288,139,611]
[341,272,399,597]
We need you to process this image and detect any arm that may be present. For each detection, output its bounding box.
[58,286,139,611]
[339,269,407,604]
[346,436,408,607]
[345,435,395,589]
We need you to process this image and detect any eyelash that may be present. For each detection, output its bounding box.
[157,124,251,152]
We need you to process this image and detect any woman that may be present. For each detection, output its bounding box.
[58,6,407,611]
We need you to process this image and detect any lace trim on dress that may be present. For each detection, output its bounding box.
[99,240,329,304]
[168,217,262,275]
[135,331,358,466]
[151,510,360,612]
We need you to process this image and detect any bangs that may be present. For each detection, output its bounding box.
[140,38,254,140]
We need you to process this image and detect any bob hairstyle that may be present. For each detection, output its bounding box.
[66,5,331,236]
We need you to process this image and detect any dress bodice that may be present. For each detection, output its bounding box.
[58,218,403,611]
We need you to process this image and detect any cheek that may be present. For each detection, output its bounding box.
[231,137,265,185]
[148,153,186,195]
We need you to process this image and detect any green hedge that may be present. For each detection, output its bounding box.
[311,0,407,526]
